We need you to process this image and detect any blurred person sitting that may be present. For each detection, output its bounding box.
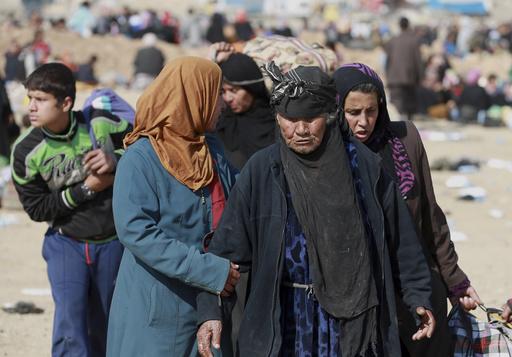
[76,55,99,85]
[456,69,491,123]
[132,33,165,90]
[159,10,180,44]
[68,1,96,38]
[485,73,508,106]
[272,17,294,37]
[233,9,254,42]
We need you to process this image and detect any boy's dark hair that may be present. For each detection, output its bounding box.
[24,62,76,107]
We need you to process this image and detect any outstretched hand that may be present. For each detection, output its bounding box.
[197,320,222,357]
[412,306,435,341]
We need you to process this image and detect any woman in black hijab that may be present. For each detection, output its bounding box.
[334,62,481,357]
[211,45,276,170]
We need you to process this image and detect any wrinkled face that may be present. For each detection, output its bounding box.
[221,83,254,114]
[27,90,72,132]
[206,93,226,132]
[343,91,379,143]
[277,113,327,154]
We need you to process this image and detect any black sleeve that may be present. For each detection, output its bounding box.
[196,180,254,326]
[379,171,433,321]
[12,173,94,222]
[11,142,96,222]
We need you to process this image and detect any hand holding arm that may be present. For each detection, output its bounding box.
[220,262,240,297]
[83,148,116,175]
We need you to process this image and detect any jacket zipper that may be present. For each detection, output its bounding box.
[201,187,221,300]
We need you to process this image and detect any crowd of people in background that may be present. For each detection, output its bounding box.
[3,2,512,125]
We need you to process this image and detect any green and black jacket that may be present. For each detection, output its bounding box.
[11,110,131,241]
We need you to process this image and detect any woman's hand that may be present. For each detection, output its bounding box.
[452,286,482,311]
[197,320,222,357]
[412,306,435,340]
[221,262,240,297]
[502,299,512,322]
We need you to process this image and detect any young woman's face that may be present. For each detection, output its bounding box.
[343,91,379,143]
[221,83,254,114]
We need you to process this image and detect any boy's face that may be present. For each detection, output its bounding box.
[27,90,72,131]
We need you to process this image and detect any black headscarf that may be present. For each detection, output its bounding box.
[333,63,390,151]
[216,54,274,170]
[265,63,379,356]
[334,63,416,198]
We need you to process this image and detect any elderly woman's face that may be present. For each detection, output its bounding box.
[343,91,379,143]
[221,83,254,114]
[277,113,327,154]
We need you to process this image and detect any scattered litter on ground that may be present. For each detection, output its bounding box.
[487,159,512,172]
[446,175,471,188]
[2,301,44,314]
[447,219,468,242]
[431,157,480,172]
[488,209,505,219]
[21,288,52,297]
[451,231,468,242]
[458,186,487,201]
[0,214,19,228]
[419,130,465,142]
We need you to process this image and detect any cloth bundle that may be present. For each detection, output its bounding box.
[449,304,512,356]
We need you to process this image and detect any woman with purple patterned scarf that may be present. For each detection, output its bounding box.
[334,63,482,357]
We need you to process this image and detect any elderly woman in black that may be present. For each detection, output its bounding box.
[197,63,435,357]
[333,62,481,357]
[209,42,275,170]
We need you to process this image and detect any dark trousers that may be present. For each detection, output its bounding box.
[42,229,123,357]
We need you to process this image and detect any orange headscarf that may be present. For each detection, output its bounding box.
[123,56,222,191]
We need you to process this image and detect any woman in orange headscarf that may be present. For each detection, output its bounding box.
[107,57,240,357]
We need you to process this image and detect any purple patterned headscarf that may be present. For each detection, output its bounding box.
[333,63,415,197]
